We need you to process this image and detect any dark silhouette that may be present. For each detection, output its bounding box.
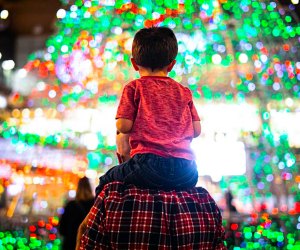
[225,189,237,212]
[59,177,94,250]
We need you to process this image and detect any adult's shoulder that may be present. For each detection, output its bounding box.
[102,182,212,199]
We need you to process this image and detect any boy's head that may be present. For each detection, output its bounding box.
[132,27,178,71]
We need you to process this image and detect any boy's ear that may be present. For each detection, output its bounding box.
[167,60,176,72]
[130,58,139,71]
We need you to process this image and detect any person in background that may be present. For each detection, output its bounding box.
[225,188,237,213]
[59,176,94,250]
[95,26,201,196]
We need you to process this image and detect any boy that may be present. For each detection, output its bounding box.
[95,27,201,196]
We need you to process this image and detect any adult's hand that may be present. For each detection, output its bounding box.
[75,214,89,250]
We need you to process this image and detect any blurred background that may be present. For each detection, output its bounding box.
[0,0,299,249]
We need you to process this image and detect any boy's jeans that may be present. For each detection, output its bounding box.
[95,153,198,197]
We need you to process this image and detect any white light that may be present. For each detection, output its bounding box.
[2,60,15,70]
[81,133,99,150]
[192,139,247,182]
[86,80,98,94]
[22,108,30,118]
[84,11,91,18]
[70,12,77,18]
[17,68,28,78]
[57,104,65,112]
[254,60,262,68]
[37,81,46,91]
[0,95,7,109]
[260,54,268,63]
[202,3,209,10]
[70,5,78,11]
[56,9,66,19]
[73,85,82,94]
[105,157,113,165]
[124,38,133,52]
[152,12,160,19]
[48,90,57,98]
[7,184,22,196]
[0,10,9,19]
[85,169,97,179]
[82,59,92,74]
[285,97,294,107]
[270,111,300,147]
[212,54,222,64]
[185,55,195,65]
[103,51,112,59]
[84,1,92,7]
[47,46,55,53]
[112,26,122,35]
[273,82,280,91]
[41,201,48,209]
[34,108,43,117]
[61,45,68,53]
[239,53,248,63]
[248,82,256,91]
[44,53,52,61]
[68,190,76,198]
[33,177,41,184]
[291,0,299,4]
[0,52,2,60]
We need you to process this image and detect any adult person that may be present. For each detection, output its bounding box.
[77,181,226,249]
[59,176,94,250]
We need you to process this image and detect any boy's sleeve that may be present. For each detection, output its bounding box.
[189,100,200,121]
[116,83,137,121]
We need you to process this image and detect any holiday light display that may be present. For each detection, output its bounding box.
[0,0,300,248]
[4,0,299,202]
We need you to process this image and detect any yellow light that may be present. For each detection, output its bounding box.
[0,10,9,19]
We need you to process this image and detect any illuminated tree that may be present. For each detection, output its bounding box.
[3,0,300,210]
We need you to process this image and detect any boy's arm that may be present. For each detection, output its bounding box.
[116,132,131,163]
[193,120,201,138]
[188,96,201,138]
[116,118,133,134]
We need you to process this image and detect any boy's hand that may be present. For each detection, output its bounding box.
[116,132,131,163]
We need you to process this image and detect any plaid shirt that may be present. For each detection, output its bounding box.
[80,182,226,250]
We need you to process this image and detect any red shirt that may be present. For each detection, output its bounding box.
[80,182,226,250]
[116,76,200,160]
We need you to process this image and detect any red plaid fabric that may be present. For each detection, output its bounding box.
[80,182,226,250]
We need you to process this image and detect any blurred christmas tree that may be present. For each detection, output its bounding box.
[2,0,300,213]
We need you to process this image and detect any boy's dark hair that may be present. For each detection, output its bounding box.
[132,27,178,71]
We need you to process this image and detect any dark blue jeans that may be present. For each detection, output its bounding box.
[95,153,198,197]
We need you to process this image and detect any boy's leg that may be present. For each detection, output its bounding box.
[172,159,198,188]
[124,154,198,189]
[95,156,138,197]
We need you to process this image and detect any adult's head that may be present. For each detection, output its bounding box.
[132,26,178,71]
